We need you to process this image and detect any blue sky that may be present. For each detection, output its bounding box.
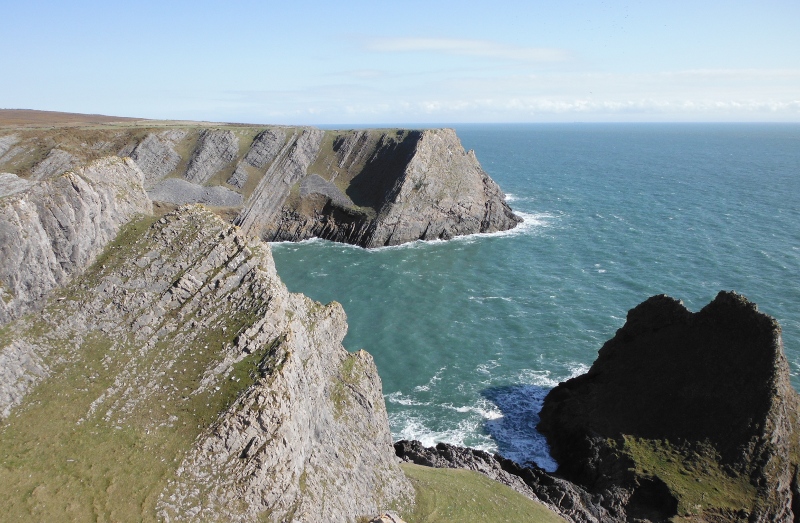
[2,0,799,124]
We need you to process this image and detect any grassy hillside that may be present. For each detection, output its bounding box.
[400,464,565,523]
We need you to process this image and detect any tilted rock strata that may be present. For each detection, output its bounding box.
[1,124,521,248]
[538,291,800,522]
[184,129,239,184]
[128,131,185,187]
[0,206,411,521]
[235,128,325,236]
[0,156,152,327]
[29,148,79,180]
[262,128,522,247]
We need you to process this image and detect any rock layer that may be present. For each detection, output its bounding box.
[260,128,522,247]
[0,156,152,326]
[184,129,239,184]
[0,206,411,521]
[1,123,521,248]
[538,292,800,522]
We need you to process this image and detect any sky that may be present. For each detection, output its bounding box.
[1,0,799,124]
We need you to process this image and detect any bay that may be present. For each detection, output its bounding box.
[271,123,800,470]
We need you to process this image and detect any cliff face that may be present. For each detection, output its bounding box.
[537,292,800,522]
[0,156,152,326]
[259,128,522,247]
[0,205,411,521]
[0,123,520,248]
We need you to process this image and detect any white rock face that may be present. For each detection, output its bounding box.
[0,156,152,326]
[184,129,239,184]
[129,131,186,187]
[0,173,32,197]
[30,148,80,180]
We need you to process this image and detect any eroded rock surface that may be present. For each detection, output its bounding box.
[0,156,152,327]
[128,131,185,187]
[148,178,243,207]
[261,128,521,247]
[538,292,800,522]
[0,206,412,521]
[30,148,79,180]
[184,129,239,184]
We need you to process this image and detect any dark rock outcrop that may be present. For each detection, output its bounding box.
[538,292,800,522]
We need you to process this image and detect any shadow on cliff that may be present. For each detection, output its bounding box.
[342,131,421,209]
[480,384,559,472]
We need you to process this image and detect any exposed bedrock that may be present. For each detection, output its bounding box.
[0,206,412,520]
[128,130,185,187]
[260,128,522,247]
[30,148,79,181]
[1,124,521,248]
[0,156,152,326]
[184,129,239,184]
[538,291,800,522]
[148,178,243,207]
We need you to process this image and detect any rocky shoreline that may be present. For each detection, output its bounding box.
[1,112,798,522]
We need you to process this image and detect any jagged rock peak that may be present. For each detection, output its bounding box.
[538,291,800,522]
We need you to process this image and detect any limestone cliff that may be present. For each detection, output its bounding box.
[0,205,411,521]
[0,120,520,248]
[257,128,522,247]
[0,156,152,326]
[538,292,800,522]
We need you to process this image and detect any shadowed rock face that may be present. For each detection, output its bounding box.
[0,123,520,248]
[538,291,800,522]
[262,128,522,247]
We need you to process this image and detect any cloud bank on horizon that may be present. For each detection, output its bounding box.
[2,0,798,124]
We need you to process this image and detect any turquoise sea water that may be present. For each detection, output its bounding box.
[271,124,800,471]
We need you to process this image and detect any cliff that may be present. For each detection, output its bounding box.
[0,117,521,249]
[0,204,411,521]
[538,292,800,522]
[0,157,152,326]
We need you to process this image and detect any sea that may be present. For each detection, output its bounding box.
[270,124,800,472]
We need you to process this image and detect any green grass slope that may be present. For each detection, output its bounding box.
[400,464,565,523]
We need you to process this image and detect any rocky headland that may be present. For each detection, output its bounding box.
[0,111,529,522]
[2,111,798,523]
[0,113,521,249]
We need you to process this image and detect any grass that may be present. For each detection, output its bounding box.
[619,436,758,520]
[400,464,566,523]
[0,209,278,521]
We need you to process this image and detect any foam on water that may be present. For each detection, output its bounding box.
[272,124,800,470]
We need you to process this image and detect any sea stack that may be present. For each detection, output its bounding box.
[538,291,800,522]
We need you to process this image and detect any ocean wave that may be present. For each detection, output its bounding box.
[390,411,496,453]
[270,211,556,253]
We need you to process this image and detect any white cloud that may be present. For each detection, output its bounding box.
[363,37,570,62]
